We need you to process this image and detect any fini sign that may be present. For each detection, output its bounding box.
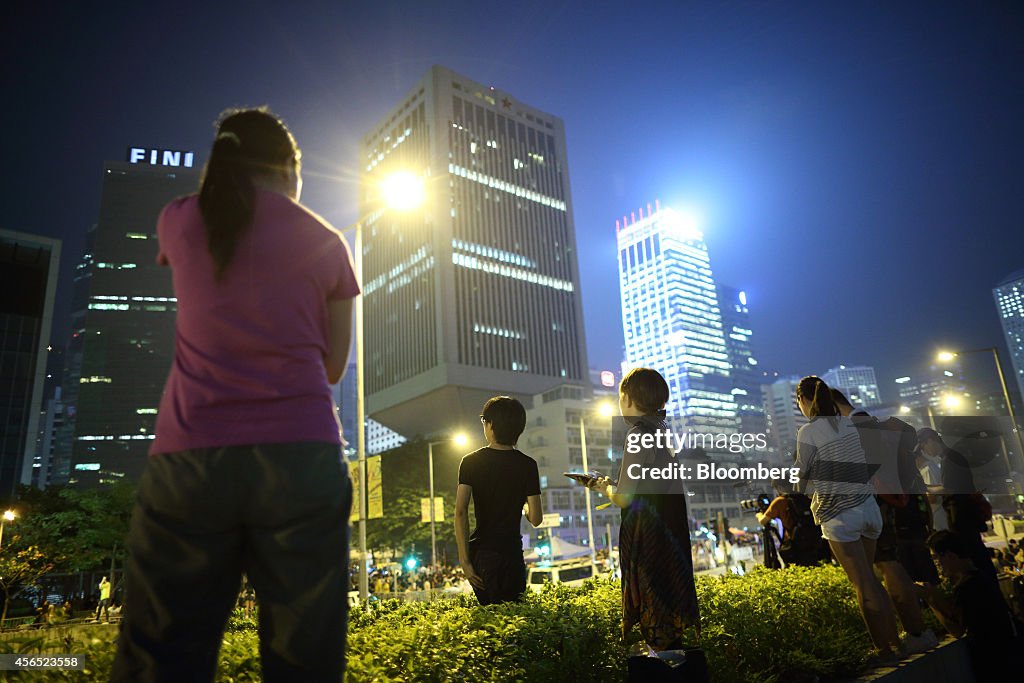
[127,147,195,168]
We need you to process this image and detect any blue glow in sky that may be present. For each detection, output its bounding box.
[4,1,1023,397]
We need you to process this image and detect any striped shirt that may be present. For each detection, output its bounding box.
[795,417,875,524]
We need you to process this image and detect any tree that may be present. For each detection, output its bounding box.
[13,482,134,587]
[0,546,54,627]
[360,437,471,564]
[366,487,455,557]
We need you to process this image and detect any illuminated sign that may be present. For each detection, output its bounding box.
[128,147,195,168]
[600,370,616,387]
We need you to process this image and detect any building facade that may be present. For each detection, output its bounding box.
[519,383,619,548]
[359,65,589,438]
[822,364,882,408]
[994,269,1024,412]
[762,376,807,461]
[893,361,968,415]
[63,160,199,486]
[717,284,767,443]
[616,204,738,435]
[0,230,61,499]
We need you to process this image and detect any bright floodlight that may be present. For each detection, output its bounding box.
[380,171,425,212]
[597,402,615,419]
[942,394,962,410]
[2,510,14,522]
[453,433,469,448]
[936,351,957,363]
[899,405,911,414]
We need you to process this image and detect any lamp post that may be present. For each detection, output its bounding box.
[350,171,426,602]
[0,509,15,550]
[426,434,468,569]
[937,348,1024,466]
[578,401,615,558]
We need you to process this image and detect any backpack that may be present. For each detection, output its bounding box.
[778,493,826,566]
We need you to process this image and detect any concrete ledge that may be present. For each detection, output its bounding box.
[846,636,974,683]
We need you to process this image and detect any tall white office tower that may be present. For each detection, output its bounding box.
[359,66,589,437]
[616,203,738,438]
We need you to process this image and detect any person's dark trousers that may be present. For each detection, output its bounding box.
[469,545,527,605]
[950,524,999,591]
[110,442,351,683]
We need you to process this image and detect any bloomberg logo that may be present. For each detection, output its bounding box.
[128,147,195,168]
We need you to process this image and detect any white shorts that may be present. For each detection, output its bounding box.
[819,498,882,543]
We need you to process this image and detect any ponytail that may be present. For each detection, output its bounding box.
[199,133,254,280]
[797,376,839,429]
[197,108,298,281]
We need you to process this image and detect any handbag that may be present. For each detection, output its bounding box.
[627,648,710,683]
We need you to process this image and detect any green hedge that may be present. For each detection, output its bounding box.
[0,565,919,682]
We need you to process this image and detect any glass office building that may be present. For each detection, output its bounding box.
[0,230,60,500]
[994,269,1024,410]
[616,204,738,435]
[61,161,199,486]
[360,65,588,437]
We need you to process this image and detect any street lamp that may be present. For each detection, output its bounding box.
[0,509,16,550]
[350,170,427,601]
[936,348,1024,467]
[941,394,963,412]
[426,433,468,570]
[578,401,616,558]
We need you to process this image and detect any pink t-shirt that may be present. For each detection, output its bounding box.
[151,189,360,454]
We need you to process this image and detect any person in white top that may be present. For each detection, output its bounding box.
[794,376,902,664]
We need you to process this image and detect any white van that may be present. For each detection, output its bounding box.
[526,558,602,592]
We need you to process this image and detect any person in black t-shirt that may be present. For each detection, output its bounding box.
[917,530,1016,681]
[455,396,543,605]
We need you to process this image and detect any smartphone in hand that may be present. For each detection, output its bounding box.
[563,471,616,487]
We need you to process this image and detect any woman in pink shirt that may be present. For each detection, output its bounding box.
[112,108,358,683]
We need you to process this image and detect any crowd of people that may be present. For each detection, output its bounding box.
[101,106,1019,682]
[750,377,1019,678]
[993,539,1024,573]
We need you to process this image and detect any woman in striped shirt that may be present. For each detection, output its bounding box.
[794,376,902,662]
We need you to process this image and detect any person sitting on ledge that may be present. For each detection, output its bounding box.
[916,530,1016,680]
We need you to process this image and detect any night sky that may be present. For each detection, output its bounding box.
[5,1,1023,399]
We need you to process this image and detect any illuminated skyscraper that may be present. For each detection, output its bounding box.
[616,204,737,434]
[893,361,967,413]
[822,364,882,408]
[717,284,766,439]
[360,65,588,436]
[994,269,1024,410]
[62,158,199,486]
[0,230,60,499]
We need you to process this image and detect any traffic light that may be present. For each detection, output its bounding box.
[405,556,418,570]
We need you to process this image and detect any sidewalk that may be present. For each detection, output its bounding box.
[845,636,975,683]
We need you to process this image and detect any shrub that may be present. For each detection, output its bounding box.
[0,565,901,682]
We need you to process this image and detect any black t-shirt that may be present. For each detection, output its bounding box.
[953,572,1016,678]
[940,447,982,531]
[458,447,541,551]
[940,447,976,494]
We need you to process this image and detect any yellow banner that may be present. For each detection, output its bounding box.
[348,460,360,523]
[420,497,445,523]
[367,456,383,520]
